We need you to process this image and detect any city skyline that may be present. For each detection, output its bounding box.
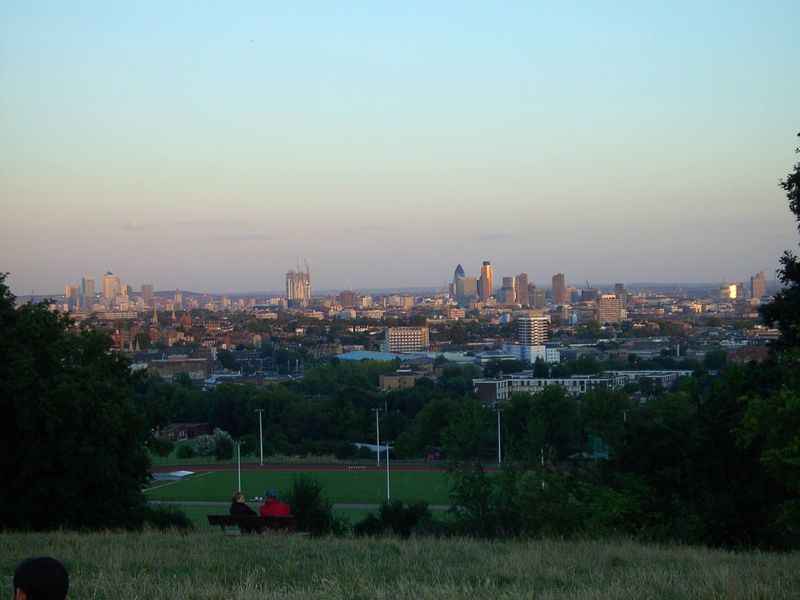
[2,2,798,294]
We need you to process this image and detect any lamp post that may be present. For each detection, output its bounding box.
[236,441,242,491]
[255,408,264,467]
[371,407,381,466]
[385,441,391,501]
[495,404,502,465]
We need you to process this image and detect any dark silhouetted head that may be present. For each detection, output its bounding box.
[13,557,68,600]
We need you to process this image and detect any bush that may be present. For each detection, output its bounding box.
[354,501,433,539]
[142,506,194,532]
[176,443,196,459]
[192,434,216,457]
[285,477,339,536]
[213,429,234,460]
[149,437,174,457]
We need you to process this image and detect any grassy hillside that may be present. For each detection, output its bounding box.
[2,531,799,599]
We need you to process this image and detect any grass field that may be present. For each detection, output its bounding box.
[179,505,377,530]
[3,531,799,599]
[145,470,452,505]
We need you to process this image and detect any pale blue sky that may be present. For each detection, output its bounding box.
[1,1,797,293]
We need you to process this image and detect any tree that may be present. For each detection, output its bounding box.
[0,274,151,530]
[762,132,800,349]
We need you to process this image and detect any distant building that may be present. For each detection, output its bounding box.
[750,271,766,300]
[530,286,546,309]
[379,370,425,391]
[515,273,529,306]
[597,294,626,324]
[478,261,494,301]
[719,283,738,300]
[516,315,550,346]
[286,267,312,307]
[141,284,154,306]
[552,273,568,305]
[81,276,96,302]
[500,277,516,304]
[614,283,627,306]
[339,290,358,308]
[581,288,599,302]
[383,327,430,353]
[102,272,121,300]
[147,357,210,382]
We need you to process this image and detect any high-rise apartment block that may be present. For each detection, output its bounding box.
[614,283,627,306]
[750,271,766,300]
[383,327,430,353]
[597,294,625,323]
[552,273,568,305]
[515,273,529,306]
[478,261,494,301]
[516,315,550,346]
[339,290,358,308]
[286,267,312,307]
[530,285,546,309]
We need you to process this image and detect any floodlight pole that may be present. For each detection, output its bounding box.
[237,441,242,491]
[372,407,381,466]
[386,441,391,501]
[496,405,502,465]
[255,408,265,466]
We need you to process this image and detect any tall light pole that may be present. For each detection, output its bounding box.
[236,441,242,491]
[371,407,381,466]
[255,409,264,467]
[495,404,502,465]
[385,441,391,501]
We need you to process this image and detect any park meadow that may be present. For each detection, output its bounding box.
[2,530,799,600]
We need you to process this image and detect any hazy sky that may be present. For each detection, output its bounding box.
[1,2,798,294]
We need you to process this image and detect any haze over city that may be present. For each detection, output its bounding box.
[2,2,798,294]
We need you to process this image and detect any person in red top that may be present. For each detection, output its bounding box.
[259,489,292,517]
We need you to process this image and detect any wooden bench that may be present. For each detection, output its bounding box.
[207,514,297,535]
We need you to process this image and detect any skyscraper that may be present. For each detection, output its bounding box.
[453,264,466,305]
[102,271,121,300]
[552,273,568,305]
[286,265,312,307]
[614,283,627,307]
[515,273,529,306]
[750,271,766,300]
[478,261,494,301]
[81,276,95,301]
[141,284,154,306]
[516,315,550,345]
[500,277,516,304]
[597,294,625,323]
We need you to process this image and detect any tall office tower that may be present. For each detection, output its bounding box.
[452,264,465,299]
[515,273,529,306]
[383,327,430,353]
[101,271,121,300]
[750,271,766,300]
[81,276,96,301]
[530,286,546,309]
[735,282,745,300]
[581,288,599,302]
[64,284,75,299]
[500,277,517,304]
[719,283,738,300]
[478,261,494,301]
[597,294,625,324]
[552,273,568,305]
[614,283,627,306]
[174,290,183,309]
[338,290,358,308]
[141,284,154,305]
[461,276,478,304]
[286,266,312,307]
[516,315,550,346]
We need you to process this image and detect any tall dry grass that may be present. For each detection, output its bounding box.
[1,531,798,599]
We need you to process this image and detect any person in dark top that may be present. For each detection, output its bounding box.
[13,556,69,600]
[229,491,257,516]
[229,491,261,534]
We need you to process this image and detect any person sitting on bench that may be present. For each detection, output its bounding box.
[229,491,257,516]
[259,489,292,517]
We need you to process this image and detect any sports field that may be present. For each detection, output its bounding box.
[145,469,452,505]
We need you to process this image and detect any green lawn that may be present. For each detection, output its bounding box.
[178,505,376,530]
[4,531,799,599]
[145,470,452,505]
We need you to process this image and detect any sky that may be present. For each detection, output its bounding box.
[1,1,798,294]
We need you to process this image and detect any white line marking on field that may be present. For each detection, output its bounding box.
[143,471,213,493]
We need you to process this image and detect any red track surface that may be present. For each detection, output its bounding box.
[151,463,456,474]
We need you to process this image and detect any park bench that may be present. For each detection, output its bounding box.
[207,514,297,535]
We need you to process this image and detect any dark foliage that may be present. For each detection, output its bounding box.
[142,505,194,532]
[284,477,342,536]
